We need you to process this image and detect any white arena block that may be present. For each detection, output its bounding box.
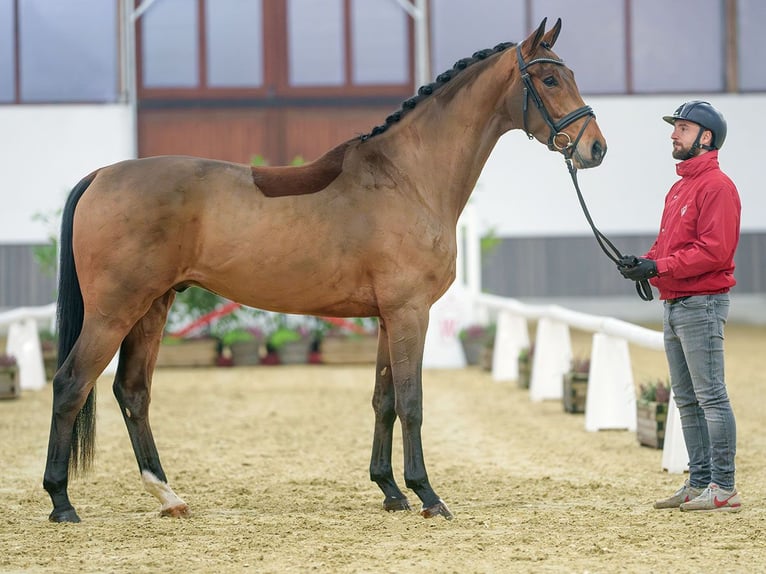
[529,317,571,402]
[491,310,529,382]
[6,318,46,391]
[423,284,472,369]
[662,391,689,474]
[585,333,636,432]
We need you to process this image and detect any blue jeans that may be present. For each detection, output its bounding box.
[663,294,736,490]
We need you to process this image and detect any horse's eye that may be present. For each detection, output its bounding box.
[543,76,558,87]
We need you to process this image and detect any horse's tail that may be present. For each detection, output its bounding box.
[57,170,98,476]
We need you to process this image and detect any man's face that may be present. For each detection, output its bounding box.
[670,119,709,160]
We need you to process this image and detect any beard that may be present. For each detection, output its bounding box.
[672,142,698,160]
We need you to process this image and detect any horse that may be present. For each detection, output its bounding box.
[43,17,606,523]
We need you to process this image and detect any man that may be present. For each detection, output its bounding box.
[619,101,742,512]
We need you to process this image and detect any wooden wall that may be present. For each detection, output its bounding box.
[138,105,396,165]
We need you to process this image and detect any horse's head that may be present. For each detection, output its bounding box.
[508,18,606,169]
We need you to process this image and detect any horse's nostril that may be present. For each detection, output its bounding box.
[592,140,605,162]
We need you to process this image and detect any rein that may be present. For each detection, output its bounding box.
[515,44,653,301]
[565,160,654,301]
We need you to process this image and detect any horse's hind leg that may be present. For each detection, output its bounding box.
[369,320,411,512]
[113,292,189,518]
[44,320,127,522]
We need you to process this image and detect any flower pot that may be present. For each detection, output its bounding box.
[276,340,312,365]
[460,339,485,365]
[563,372,588,413]
[637,400,667,449]
[0,366,20,399]
[229,340,262,366]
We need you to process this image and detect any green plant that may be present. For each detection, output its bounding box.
[518,344,534,361]
[31,209,62,278]
[458,323,496,347]
[639,379,671,403]
[221,327,263,347]
[569,357,590,374]
[0,354,17,367]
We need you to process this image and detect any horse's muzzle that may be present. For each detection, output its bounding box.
[575,139,606,169]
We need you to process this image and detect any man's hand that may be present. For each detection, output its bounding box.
[617,256,658,281]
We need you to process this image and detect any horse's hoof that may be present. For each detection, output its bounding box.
[160,503,191,518]
[383,496,412,512]
[49,507,81,523]
[420,500,453,520]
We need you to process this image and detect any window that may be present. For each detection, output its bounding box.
[430,0,526,77]
[141,0,199,88]
[207,0,264,88]
[630,0,724,93]
[739,0,766,91]
[0,0,13,103]
[288,0,344,86]
[532,0,626,94]
[18,0,118,102]
[351,0,409,85]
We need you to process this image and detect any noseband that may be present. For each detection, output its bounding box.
[516,44,594,158]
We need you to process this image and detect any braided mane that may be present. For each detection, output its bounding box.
[360,42,516,141]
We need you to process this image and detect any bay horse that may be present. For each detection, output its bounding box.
[44,18,605,523]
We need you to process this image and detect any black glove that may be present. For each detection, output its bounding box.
[618,256,658,281]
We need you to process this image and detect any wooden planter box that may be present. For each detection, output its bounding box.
[563,372,588,413]
[42,348,58,382]
[0,366,20,399]
[156,338,219,368]
[321,336,378,365]
[637,400,668,449]
[229,340,263,366]
[517,355,531,389]
[480,346,493,371]
[276,339,312,365]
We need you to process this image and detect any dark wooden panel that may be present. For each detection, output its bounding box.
[282,106,392,162]
[138,105,391,165]
[138,108,277,164]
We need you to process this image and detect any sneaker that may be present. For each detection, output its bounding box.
[680,483,742,513]
[653,480,704,509]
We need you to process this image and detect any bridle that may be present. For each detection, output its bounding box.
[516,42,594,159]
[517,43,654,301]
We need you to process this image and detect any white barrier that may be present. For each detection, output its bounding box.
[0,302,119,391]
[1,303,56,391]
[473,292,688,473]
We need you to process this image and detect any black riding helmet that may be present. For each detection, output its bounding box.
[663,101,727,158]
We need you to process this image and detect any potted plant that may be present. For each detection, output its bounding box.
[157,288,231,368]
[264,314,320,365]
[517,344,534,389]
[563,356,590,413]
[458,323,495,366]
[223,327,264,366]
[0,353,20,399]
[636,378,671,448]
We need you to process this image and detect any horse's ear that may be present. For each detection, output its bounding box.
[542,17,562,48]
[522,18,547,56]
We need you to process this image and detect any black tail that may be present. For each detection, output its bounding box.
[57,171,98,476]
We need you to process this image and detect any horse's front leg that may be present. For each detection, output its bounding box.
[369,320,411,512]
[384,307,453,520]
[114,294,189,518]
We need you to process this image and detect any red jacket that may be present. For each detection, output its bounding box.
[644,150,741,300]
